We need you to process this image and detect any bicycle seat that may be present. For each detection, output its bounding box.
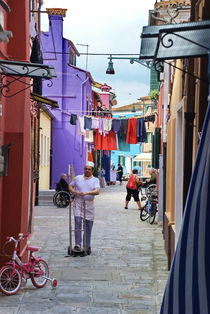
[26,246,40,252]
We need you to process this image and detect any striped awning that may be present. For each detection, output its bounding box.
[160,101,210,313]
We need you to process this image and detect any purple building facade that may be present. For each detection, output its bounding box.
[41,8,93,186]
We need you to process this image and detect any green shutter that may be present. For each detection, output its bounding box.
[152,128,161,169]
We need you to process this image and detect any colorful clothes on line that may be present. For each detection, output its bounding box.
[70,114,77,125]
[112,119,121,133]
[118,119,128,139]
[98,118,105,135]
[137,118,147,143]
[84,130,94,143]
[126,118,138,144]
[95,130,117,151]
[84,116,92,130]
[92,117,100,129]
[104,118,112,132]
[78,116,85,135]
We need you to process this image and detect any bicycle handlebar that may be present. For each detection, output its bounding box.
[6,233,29,242]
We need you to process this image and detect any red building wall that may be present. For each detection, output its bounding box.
[0,0,31,264]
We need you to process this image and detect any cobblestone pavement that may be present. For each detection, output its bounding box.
[0,185,168,314]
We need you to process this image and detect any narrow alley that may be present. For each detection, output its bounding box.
[0,186,168,314]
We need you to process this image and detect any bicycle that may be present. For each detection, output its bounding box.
[140,185,158,224]
[0,233,57,296]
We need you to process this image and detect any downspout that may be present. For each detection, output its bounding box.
[80,75,89,157]
[162,63,169,243]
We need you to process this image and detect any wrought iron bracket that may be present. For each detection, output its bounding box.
[0,75,53,98]
[107,55,163,73]
[153,27,210,83]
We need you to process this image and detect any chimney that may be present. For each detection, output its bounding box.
[46,8,67,38]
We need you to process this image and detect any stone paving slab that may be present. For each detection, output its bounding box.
[0,185,168,314]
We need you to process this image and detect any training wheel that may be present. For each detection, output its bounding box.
[51,278,58,288]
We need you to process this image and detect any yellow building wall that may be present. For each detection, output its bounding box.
[166,60,183,224]
[39,110,51,190]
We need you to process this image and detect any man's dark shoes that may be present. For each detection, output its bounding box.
[86,247,91,255]
[74,245,81,252]
[124,207,128,209]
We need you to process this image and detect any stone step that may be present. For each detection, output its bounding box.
[38,194,55,200]
[39,189,55,196]
[38,200,54,206]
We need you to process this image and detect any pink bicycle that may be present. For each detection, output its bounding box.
[0,233,57,295]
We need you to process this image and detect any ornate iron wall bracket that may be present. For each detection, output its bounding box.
[0,60,56,97]
[153,26,210,83]
[106,55,163,74]
[0,74,53,98]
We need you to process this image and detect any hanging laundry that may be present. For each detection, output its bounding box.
[84,130,94,143]
[111,119,121,133]
[99,118,105,135]
[87,151,94,162]
[118,119,128,139]
[104,118,112,132]
[70,114,77,125]
[78,116,85,135]
[137,118,147,143]
[126,118,138,144]
[118,119,129,151]
[95,130,117,150]
[84,116,92,130]
[92,117,100,129]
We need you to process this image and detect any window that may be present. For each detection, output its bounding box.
[118,155,125,166]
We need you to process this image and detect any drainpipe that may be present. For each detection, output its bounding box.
[80,75,89,158]
[162,63,169,236]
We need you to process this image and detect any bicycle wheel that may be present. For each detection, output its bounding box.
[140,204,149,221]
[53,191,70,208]
[0,265,22,295]
[149,204,157,225]
[31,259,49,288]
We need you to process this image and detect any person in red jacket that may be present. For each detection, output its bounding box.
[125,169,142,210]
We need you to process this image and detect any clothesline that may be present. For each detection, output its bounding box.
[54,107,155,119]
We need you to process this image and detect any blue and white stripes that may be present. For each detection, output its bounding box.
[160,102,210,314]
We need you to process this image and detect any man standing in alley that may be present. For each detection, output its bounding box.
[69,161,100,255]
[117,163,123,185]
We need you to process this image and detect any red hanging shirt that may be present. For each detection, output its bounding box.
[126,118,138,144]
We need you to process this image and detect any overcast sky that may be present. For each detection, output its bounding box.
[41,0,155,107]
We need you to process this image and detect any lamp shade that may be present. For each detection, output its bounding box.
[131,104,136,112]
[106,60,115,74]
